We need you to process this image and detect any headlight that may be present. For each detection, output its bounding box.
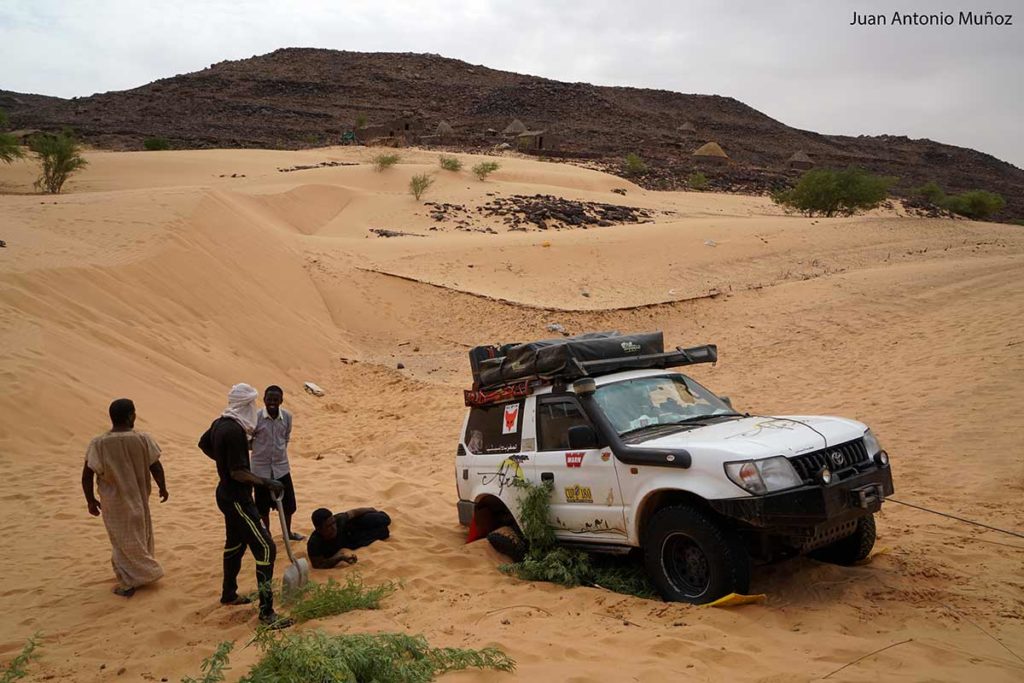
[725,456,802,495]
[863,429,882,457]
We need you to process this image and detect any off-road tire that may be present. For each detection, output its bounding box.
[643,505,750,604]
[487,525,527,562]
[809,514,876,566]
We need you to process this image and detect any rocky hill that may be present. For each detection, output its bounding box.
[3,48,1021,218]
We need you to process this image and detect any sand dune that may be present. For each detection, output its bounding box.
[1,147,1022,682]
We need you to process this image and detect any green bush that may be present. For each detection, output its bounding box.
[913,180,945,204]
[143,136,171,151]
[687,171,708,190]
[623,153,647,177]
[409,173,434,201]
[439,155,462,172]
[941,190,1005,220]
[0,109,24,164]
[499,480,656,599]
[286,576,396,623]
[772,167,894,217]
[30,130,88,194]
[242,630,514,682]
[472,161,500,181]
[0,133,21,164]
[355,113,368,129]
[372,153,400,172]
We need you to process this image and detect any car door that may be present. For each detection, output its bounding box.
[531,395,627,542]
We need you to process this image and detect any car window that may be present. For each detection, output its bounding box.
[537,399,590,451]
[464,400,524,455]
[594,375,731,435]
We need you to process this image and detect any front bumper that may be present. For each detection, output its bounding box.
[709,465,894,533]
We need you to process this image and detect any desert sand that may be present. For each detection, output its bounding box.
[1,147,1022,682]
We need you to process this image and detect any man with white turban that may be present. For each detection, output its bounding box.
[200,383,291,628]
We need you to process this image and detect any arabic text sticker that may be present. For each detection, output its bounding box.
[502,403,520,435]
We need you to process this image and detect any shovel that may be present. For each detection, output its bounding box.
[272,489,310,598]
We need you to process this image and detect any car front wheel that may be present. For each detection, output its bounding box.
[643,505,750,604]
[810,514,876,566]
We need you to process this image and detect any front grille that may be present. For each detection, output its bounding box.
[789,438,871,484]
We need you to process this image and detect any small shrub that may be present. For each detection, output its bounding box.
[941,190,1006,220]
[772,167,894,217]
[439,155,462,172]
[355,113,368,129]
[499,479,656,599]
[285,576,397,623]
[1,634,40,683]
[687,171,708,190]
[623,153,647,177]
[0,133,22,164]
[0,109,24,164]
[1010,219,1024,226]
[913,180,945,204]
[409,173,434,201]
[30,130,88,194]
[472,161,500,181]
[372,153,400,172]
[242,630,514,682]
[181,641,233,683]
[143,136,171,151]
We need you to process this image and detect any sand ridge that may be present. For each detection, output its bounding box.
[0,147,1022,681]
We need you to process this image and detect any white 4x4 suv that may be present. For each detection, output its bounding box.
[456,332,894,604]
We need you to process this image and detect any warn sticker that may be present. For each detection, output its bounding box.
[565,485,593,504]
[502,403,520,435]
[565,451,585,468]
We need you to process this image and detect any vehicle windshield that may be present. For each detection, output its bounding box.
[593,374,736,435]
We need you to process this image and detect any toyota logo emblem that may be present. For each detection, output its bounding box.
[830,451,845,466]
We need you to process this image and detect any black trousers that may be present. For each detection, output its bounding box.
[254,473,297,519]
[341,511,392,549]
[217,488,276,617]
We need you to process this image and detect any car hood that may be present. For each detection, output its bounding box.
[633,415,866,461]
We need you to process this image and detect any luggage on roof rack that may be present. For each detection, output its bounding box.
[467,331,717,396]
[471,331,661,388]
[463,341,718,406]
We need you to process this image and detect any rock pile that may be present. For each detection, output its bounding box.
[477,194,652,230]
[278,160,359,173]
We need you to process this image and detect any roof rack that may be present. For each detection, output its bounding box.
[464,344,717,407]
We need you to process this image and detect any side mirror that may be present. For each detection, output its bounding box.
[573,377,597,395]
[719,396,733,409]
[567,425,599,450]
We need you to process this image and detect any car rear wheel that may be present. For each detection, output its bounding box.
[643,505,750,604]
[810,514,876,565]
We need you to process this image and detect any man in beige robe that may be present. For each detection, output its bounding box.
[82,398,169,597]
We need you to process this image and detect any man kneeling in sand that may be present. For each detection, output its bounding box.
[81,398,168,597]
[306,507,391,569]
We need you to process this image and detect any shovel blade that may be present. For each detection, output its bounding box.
[281,559,310,599]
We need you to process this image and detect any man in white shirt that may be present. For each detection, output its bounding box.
[251,385,303,541]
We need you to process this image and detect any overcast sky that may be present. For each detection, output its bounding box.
[2,0,1021,167]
